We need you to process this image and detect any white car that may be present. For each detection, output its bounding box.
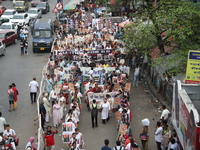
[1,9,17,22]
[27,8,42,19]
[9,13,30,26]
[0,41,5,56]
[0,23,18,33]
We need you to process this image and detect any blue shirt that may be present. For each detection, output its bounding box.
[101,146,111,150]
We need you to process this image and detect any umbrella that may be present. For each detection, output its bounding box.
[141,118,150,126]
[64,4,76,10]
[119,20,133,27]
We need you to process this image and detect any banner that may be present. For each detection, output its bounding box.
[87,92,118,108]
[185,50,200,84]
[115,111,121,120]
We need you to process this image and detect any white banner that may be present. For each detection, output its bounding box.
[87,92,118,108]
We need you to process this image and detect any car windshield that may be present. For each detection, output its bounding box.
[0,33,5,39]
[37,3,45,7]
[3,11,12,15]
[28,10,37,14]
[33,30,51,38]
[12,15,23,19]
[15,2,24,6]
[0,25,11,29]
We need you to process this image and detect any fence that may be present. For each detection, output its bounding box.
[147,62,173,104]
[36,49,53,150]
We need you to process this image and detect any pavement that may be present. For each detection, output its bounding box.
[0,1,166,150]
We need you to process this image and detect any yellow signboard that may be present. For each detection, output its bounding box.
[185,50,200,84]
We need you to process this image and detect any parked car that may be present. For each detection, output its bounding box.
[9,13,30,26]
[27,8,42,19]
[0,31,18,47]
[0,6,6,16]
[36,2,50,14]
[0,41,5,56]
[0,9,17,23]
[0,22,18,33]
[31,0,40,7]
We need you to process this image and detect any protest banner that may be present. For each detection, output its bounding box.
[114,84,121,91]
[68,83,74,91]
[115,111,121,120]
[114,97,120,105]
[119,124,127,135]
[125,83,131,91]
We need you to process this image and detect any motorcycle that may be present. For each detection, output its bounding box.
[1,136,19,150]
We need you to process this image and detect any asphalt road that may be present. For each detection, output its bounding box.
[0,0,161,149]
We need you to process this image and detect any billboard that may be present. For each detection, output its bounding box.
[185,50,200,84]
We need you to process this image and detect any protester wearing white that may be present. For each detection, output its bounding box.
[59,96,65,120]
[100,98,110,124]
[29,77,39,103]
[43,93,51,122]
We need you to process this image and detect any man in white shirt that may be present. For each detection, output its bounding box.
[160,105,170,123]
[29,77,39,104]
[0,112,6,136]
[3,124,16,150]
[155,121,163,150]
[133,64,140,86]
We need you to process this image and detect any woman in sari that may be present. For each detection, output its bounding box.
[53,100,61,127]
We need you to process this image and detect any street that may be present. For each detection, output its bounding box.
[0,0,162,150]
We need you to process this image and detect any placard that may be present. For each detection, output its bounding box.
[114,84,120,91]
[125,83,131,91]
[114,97,120,105]
[57,84,63,89]
[119,124,127,135]
[55,88,60,94]
[115,111,121,120]
[62,133,70,143]
[68,83,74,91]
[54,69,59,75]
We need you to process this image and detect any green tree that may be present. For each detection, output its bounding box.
[123,0,200,74]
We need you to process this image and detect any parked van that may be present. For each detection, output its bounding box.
[32,19,54,53]
[14,1,29,12]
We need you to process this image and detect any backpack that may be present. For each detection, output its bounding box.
[91,104,98,116]
[115,146,122,150]
[9,90,14,99]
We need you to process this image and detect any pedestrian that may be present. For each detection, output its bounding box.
[0,112,6,137]
[90,99,98,128]
[44,126,58,150]
[162,124,171,150]
[39,101,46,130]
[140,123,149,150]
[3,124,16,150]
[101,139,111,150]
[11,83,18,110]
[58,94,65,120]
[46,75,54,95]
[24,37,28,55]
[7,85,14,112]
[168,138,179,150]
[155,121,163,150]
[160,105,170,123]
[42,92,51,123]
[75,128,84,149]
[113,140,124,150]
[100,98,111,124]
[53,100,61,127]
[25,137,36,150]
[29,77,39,104]
[20,39,24,56]
[72,106,80,126]
[133,64,140,86]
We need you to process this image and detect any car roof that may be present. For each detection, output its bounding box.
[13,13,26,16]
[4,9,15,12]
[0,31,14,34]
[29,8,39,10]
[1,22,14,25]
[38,2,47,4]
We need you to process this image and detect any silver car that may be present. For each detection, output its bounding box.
[27,8,42,19]
[0,41,6,56]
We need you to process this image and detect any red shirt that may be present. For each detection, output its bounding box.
[44,130,57,146]
[92,87,101,93]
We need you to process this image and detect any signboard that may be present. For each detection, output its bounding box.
[185,50,200,84]
[115,111,121,120]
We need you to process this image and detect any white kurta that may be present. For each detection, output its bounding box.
[101,102,110,120]
[59,96,66,120]
[43,97,51,122]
